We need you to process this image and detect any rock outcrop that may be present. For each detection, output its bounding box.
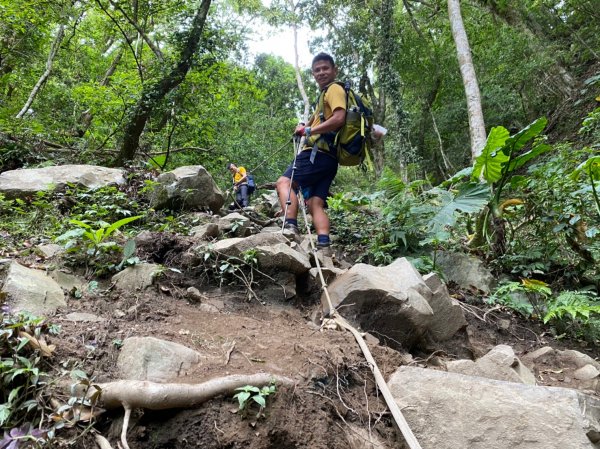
[388,366,600,449]
[149,165,224,212]
[0,165,125,200]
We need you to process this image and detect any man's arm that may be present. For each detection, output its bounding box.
[309,108,346,135]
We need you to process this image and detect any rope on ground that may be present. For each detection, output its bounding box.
[294,190,422,449]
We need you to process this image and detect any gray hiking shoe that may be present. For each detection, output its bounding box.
[316,242,333,258]
[282,223,300,238]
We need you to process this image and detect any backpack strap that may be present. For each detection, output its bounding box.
[311,81,346,162]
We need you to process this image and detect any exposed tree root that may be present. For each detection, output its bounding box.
[91,373,294,410]
[88,373,294,449]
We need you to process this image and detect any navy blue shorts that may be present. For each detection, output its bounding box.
[282,150,338,201]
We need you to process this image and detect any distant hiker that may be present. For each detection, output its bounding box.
[227,163,250,208]
[276,52,346,257]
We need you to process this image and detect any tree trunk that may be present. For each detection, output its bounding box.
[447,0,486,161]
[289,0,310,123]
[115,0,212,166]
[76,47,124,137]
[16,24,65,119]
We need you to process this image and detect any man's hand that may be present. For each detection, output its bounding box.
[294,125,306,136]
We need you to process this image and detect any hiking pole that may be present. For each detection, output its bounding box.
[281,135,302,232]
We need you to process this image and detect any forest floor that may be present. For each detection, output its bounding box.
[38,236,600,449]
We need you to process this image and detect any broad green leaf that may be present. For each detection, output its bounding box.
[69,219,92,230]
[509,144,552,171]
[572,156,600,181]
[473,127,510,183]
[0,403,11,426]
[105,215,143,239]
[252,395,266,408]
[428,183,491,234]
[235,391,251,409]
[504,117,547,154]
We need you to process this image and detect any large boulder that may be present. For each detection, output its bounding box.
[1,261,66,315]
[0,165,125,200]
[199,232,289,258]
[388,366,600,449]
[323,258,435,349]
[149,165,224,212]
[435,251,496,293]
[256,243,311,275]
[117,336,203,382]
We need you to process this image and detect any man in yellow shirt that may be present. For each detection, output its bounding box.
[276,53,346,256]
[227,163,250,208]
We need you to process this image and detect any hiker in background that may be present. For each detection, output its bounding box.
[227,163,250,209]
[276,52,346,257]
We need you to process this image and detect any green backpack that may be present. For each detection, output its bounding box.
[313,81,374,166]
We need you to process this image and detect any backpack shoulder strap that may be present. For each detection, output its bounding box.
[317,81,347,121]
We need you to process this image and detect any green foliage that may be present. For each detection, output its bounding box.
[544,291,600,324]
[55,215,143,275]
[0,311,59,431]
[487,278,552,318]
[233,383,276,417]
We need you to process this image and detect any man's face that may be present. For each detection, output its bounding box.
[312,60,337,89]
[229,165,237,174]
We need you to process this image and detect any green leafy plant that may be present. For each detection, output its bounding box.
[55,215,143,274]
[544,291,600,324]
[0,311,59,431]
[233,383,276,417]
[487,278,552,318]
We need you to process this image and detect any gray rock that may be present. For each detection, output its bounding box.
[190,223,220,241]
[216,213,253,237]
[111,263,162,291]
[323,258,434,349]
[447,344,537,385]
[421,273,467,341]
[149,165,224,212]
[256,243,311,275]
[1,262,66,315]
[64,312,106,323]
[435,251,496,293]
[49,271,86,294]
[117,336,203,382]
[36,244,64,259]
[574,365,600,381]
[388,366,600,449]
[0,165,126,200]
[199,232,289,258]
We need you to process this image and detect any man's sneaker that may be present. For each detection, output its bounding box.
[316,242,333,258]
[282,223,300,238]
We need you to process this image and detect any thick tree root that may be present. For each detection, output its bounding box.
[92,373,294,410]
[90,373,294,449]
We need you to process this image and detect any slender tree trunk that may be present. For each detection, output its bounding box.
[288,1,309,122]
[115,0,211,166]
[448,0,486,160]
[16,24,65,119]
[76,48,124,137]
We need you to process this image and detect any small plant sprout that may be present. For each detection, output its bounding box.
[233,383,276,418]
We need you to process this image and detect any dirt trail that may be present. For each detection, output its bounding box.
[48,257,599,448]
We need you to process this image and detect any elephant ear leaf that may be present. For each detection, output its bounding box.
[503,117,547,154]
[429,182,491,235]
[473,126,510,183]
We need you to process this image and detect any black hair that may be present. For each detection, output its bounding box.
[226,163,233,169]
[312,52,335,68]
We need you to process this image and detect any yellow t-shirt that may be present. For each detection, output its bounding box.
[233,166,247,184]
[306,82,346,149]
